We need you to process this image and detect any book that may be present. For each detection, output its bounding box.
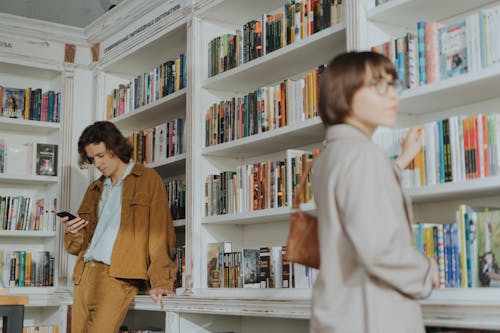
[1,87,25,119]
[0,139,4,173]
[476,209,500,287]
[36,143,58,176]
[242,249,260,288]
[439,21,468,79]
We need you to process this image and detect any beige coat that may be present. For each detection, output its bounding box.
[311,124,433,333]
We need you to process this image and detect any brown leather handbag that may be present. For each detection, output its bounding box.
[283,163,320,269]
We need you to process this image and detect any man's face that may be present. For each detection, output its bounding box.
[84,142,121,178]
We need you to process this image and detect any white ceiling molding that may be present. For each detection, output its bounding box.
[0,12,87,46]
[84,0,172,44]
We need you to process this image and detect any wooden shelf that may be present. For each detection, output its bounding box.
[0,118,60,135]
[0,174,59,185]
[368,0,496,28]
[202,117,323,158]
[203,23,346,92]
[111,89,187,131]
[399,64,500,115]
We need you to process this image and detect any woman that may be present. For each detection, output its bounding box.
[311,51,439,333]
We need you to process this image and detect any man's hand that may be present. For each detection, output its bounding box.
[60,215,88,234]
[149,287,175,304]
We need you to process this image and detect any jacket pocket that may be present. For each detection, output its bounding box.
[130,192,150,223]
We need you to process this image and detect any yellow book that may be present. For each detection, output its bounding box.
[457,205,468,288]
[24,88,31,120]
[25,252,32,287]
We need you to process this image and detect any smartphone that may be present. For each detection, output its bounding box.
[56,211,77,220]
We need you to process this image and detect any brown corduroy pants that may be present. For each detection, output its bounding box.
[71,261,138,333]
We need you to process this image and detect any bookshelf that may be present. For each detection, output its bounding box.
[361,0,500,331]
[92,0,190,301]
[0,56,67,331]
[187,4,346,331]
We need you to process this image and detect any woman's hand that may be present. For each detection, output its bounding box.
[395,126,423,170]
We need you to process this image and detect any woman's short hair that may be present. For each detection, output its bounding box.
[318,51,397,126]
[77,121,132,168]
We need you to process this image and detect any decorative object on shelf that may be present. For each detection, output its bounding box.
[284,163,319,269]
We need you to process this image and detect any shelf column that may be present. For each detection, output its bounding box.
[57,64,75,287]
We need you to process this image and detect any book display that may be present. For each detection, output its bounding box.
[363,0,500,330]
[3,0,500,331]
[0,46,69,333]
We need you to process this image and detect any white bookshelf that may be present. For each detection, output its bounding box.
[203,23,347,92]
[0,117,60,134]
[0,174,59,185]
[202,117,323,158]
[0,231,57,237]
[361,0,500,330]
[399,64,500,114]
[110,88,187,131]
[407,176,500,203]
[367,0,496,26]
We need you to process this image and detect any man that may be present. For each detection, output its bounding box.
[60,121,176,333]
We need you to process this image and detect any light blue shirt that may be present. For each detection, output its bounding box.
[84,161,134,264]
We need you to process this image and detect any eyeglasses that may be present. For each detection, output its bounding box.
[369,78,403,96]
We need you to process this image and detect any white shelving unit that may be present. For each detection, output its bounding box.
[361,0,500,331]
[0,57,67,331]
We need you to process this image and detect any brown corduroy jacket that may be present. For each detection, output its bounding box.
[64,163,177,290]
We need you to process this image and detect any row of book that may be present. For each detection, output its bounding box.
[0,141,58,177]
[0,86,61,123]
[371,4,500,89]
[128,118,184,165]
[205,150,316,217]
[164,178,186,221]
[426,328,498,333]
[174,245,185,289]
[207,243,317,289]
[0,196,57,232]
[106,54,186,119]
[2,250,55,287]
[208,0,341,77]
[205,159,288,216]
[205,67,322,147]
[414,205,500,289]
[373,113,500,189]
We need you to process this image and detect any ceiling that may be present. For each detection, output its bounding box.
[0,0,124,28]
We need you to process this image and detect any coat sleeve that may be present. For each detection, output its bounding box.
[335,148,433,299]
[147,172,177,290]
[63,185,94,255]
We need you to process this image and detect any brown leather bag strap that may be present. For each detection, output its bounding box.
[292,162,313,209]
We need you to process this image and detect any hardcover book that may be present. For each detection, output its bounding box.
[36,143,58,176]
[2,87,25,119]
